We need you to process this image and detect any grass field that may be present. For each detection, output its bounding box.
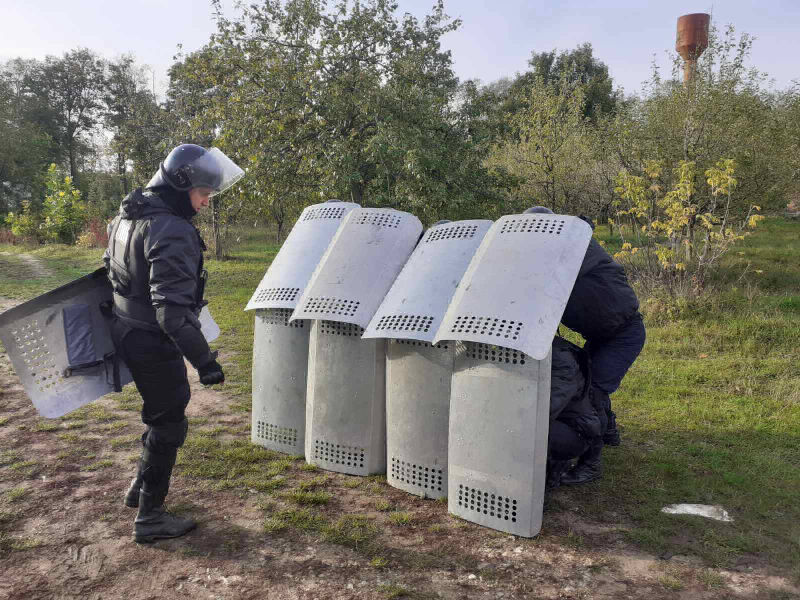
[0,217,798,586]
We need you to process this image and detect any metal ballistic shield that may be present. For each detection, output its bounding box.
[433,214,592,360]
[363,219,492,342]
[246,201,359,311]
[448,342,552,537]
[0,268,132,418]
[290,208,422,328]
[251,308,310,453]
[304,320,386,475]
[0,269,221,418]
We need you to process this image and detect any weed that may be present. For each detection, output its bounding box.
[342,478,362,489]
[658,574,684,590]
[57,432,81,443]
[374,499,393,512]
[99,421,128,432]
[389,512,414,526]
[298,476,329,491]
[81,459,114,471]
[284,489,332,505]
[111,434,140,449]
[33,421,59,432]
[0,450,21,466]
[378,583,411,599]
[0,417,9,426]
[322,514,378,551]
[6,486,30,503]
[370,556,389,568]
[698,569,725,589]
[9,460,39,477]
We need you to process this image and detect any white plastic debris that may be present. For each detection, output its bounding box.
[661,504,734,522]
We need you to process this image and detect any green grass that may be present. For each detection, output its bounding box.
[562,217,800,568]
[0,244,104,299]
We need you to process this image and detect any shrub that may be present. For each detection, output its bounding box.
[76,218,110,249]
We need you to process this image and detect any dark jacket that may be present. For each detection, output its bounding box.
[561,217,639,342]
[104,188,214,370]
[550,337,602,440]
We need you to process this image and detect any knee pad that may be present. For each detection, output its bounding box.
[145,417,189,454]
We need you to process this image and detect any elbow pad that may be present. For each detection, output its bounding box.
[155,303,214,369]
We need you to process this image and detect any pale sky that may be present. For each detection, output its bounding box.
[2,0,798,98]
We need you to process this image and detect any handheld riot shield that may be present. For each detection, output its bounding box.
[0,269,222,419]
[437,214,592,537]
[0,268,132,418]
[246,201,358,453]
[245,201,359,312]
[433,214,593,359]
[365,220,491,498]
[298,208,422,476]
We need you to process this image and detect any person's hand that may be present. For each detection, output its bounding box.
[198,358,224,385]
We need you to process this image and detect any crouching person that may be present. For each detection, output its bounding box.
[546,337,603,489]
[105,144,244,543]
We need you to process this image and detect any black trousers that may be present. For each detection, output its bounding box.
[548,420,589,461]
[113,320,190,456]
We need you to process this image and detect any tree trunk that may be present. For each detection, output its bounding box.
[351,181,363,206]
[212,196,223,260]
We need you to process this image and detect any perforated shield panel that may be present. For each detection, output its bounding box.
[385,339,454,499]
[433,214,592,360]
[304,320,387,476]
[448,342,551,537]
[245,201,359,311]
[0,269,133,418]
[290,208,422,328]
[363,220,491,343]
[251,309,310,454]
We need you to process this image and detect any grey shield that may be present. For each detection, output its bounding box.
[448,342,551,537]
[433,214,592,360]
[291,208,422,328]
[251,309,310,454]
[0,268,133,418]
[363,219,492,343]
[304,320,386,476]
[386,339,454,499]
[245,201,359,311]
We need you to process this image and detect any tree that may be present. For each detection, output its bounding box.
[26,49,106,185]
[167,0,504,256]
[486,74,594,216]
[40,164,88,244]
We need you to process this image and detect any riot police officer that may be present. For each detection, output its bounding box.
[105,144,244,543]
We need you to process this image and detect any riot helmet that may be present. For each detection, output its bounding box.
[146,144,244,197]
[524,206,554,214]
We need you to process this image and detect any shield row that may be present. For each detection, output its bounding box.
[247,202,592,537]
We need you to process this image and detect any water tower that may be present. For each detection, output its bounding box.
[676,13,710,84]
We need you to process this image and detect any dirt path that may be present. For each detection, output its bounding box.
[0,252,52,280]
[0,300,797,599]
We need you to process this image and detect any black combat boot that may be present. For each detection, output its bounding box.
[603,410,621,446]
[124,429,150,508]
[133,449,196,543]
[124,460,143,508]
[561,440,603,485]
[546,458,572,490]
[134,488,197,543]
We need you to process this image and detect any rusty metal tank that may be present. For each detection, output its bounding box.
[676,13,710,83]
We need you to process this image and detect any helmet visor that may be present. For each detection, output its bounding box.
[203,148,245,196]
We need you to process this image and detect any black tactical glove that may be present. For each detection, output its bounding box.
[198,355,225,386]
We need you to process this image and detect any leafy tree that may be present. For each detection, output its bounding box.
[25,49,106,184]
[486,74,594,216]
[167,0,504,255]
